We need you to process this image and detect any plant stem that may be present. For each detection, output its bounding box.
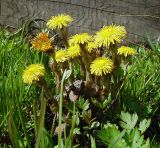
[35,86,46,148]
[58,73,65,148]
[51,114,57,136]
[67,102,76,147]
[51,52,62,94]
[60,28,69,48]
[80,44,93,82]
[33,100,38,137]
[78,58,86,80]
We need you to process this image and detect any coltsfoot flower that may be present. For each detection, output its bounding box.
[23,64,45,85]
[31,32,52,52]
[117,46,137,57]
[67,44,81,59]
[86,42,98,53]
[55,49,68,63]
[90,57,114,76]
[47,14,73,30]
[95,25,126,47]
[69,33,92,45]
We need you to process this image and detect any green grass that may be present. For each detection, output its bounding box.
[0,28,45,147]
[121,43,160,116]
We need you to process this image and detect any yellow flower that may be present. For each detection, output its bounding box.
[86,42,98,53]
[31,32,52,52]
[117,46,137,57]
[90,57,114,76]
[55,49,68,63]
[47,14,73,29]
[95,25,126,47]
[22,64,45,85]
[69,33,92,45]
[67,44,81,59]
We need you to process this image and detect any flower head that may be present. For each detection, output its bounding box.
[67,44,81,59]
[117,46,137,57]
[86,42,98,53]
[90,57,114,76]
[55,49,68,63]
[31,32,52,52]
[95,25,126,47]
[22,64,45,85]
[69,33,92,45]
[47,14,73,30]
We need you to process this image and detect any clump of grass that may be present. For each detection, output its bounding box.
[0,27,45,147]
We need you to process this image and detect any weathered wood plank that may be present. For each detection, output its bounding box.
[0,0,160,42]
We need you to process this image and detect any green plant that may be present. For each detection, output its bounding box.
[0,13,160,148]
[97,111,151,148]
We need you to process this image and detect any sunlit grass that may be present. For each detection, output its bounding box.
[0,28,45,147]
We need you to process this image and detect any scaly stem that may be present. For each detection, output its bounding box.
[60,28,69,48]
[79,44,93,82]
[51,52,62,94]
[101,75,111,100]
[78,58,86,80]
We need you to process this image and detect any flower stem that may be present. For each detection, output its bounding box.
[51,52,62,94]
[35,86,46,148]
[80,44,93,82]
[58,72,65,148]
[60,28,69,48]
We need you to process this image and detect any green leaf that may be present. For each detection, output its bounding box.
[91,98,102,109]
[132,129,143,147]
[73,128,81,135]
[139,119,151,134]
[76,97,89,111]
[109,129,126,148]
[97,125,123,146]
[90,136,96,148]
[91,121,100,128]
[120,111,138,130]
[63,69,72,80]
[141,138,150,148]
[131,129,150,148]
[102,95,112,109]
[82,110,92,124]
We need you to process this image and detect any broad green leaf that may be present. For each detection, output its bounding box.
[109,129,126,148]
[141,138,150,148]
[97,125,125,147]
[139,119,151,134]
[132,129,144,147]
[130,129,150,148]
[120,111,138,130]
